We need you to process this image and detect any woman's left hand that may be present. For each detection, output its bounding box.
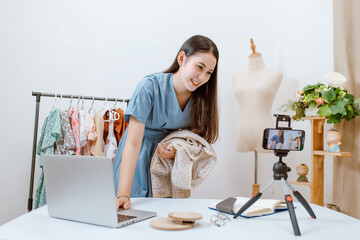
[156,143,176,159]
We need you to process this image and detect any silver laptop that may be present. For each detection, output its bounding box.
[43,154,156,228]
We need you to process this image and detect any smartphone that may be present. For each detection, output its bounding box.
[262,128,305,151]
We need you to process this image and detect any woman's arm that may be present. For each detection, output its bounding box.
[116,115,145,210]
[267,141,274,149]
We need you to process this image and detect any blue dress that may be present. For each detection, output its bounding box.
[269,135,281,149]
[113,73,192,197]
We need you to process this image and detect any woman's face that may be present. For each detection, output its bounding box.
[178,51,217,92]
[278,130,284,137]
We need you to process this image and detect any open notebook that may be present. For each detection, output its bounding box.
[209,197,288,218]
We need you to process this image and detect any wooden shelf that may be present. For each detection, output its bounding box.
[302,117,353,206]
[290,181,311,187]
[301,116,326,120]
[313,150,352,157]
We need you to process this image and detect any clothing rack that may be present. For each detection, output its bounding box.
[28,91,130,211]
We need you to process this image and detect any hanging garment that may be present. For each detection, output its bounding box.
[104,112,118,163]
[103,108,128,145]
[79,109,87,148]
[55,110,76,155]
[69,106,81,155]
[90,111,105,156]
[35,109,62,208]
[81,111,97,155]
[150,130,217,198]
[113,73,192,197]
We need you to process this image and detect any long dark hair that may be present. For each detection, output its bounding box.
[164,35,219,143]
[278,130,284,144]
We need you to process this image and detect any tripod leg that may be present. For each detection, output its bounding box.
[285,194,301,236]
[233,192,262,218]
[281,178,301,236]
[233,180,274,219]
[284,180,316,219]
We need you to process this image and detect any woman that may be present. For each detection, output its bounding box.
[267,129,284,150]
[114,35,219,210]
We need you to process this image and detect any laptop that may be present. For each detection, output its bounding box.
[43,154,156,228]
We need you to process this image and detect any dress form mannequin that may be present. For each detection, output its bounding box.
[232,39,283,194]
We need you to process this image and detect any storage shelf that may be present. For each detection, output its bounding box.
[302,117,353,206]
[290,181,311,187]
[301,116,326,120]
[313,150,352,157]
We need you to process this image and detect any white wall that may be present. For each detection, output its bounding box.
[0,0,333,225]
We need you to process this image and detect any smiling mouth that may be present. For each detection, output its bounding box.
[191,79,200,87]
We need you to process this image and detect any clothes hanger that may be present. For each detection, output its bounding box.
[104,110,120,122]
[99,97,108,114]
[59,93,63,111]
[68,95,73,112]
[112,109,120,121]
[88,96,95,114]
[118,97,126,111]
[81,95,85,110]
[51,93,57,111]
[77,95,81,108]
[101,97,111,122]
[113,98,118,109]
[111,98,120,120]
[102,97,120,122]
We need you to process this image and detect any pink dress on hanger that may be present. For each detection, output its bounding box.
[69,106,81,155]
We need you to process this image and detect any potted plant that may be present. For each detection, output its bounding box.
[281,72,360,123]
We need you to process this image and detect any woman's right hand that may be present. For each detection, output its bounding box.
[156,143,176,159]
[116,196,131,210]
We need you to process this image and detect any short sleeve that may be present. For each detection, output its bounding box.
[124,77,154,125]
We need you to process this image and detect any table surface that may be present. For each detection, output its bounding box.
[1,198,360,240]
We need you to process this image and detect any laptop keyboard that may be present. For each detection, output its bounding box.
[117,214,137,223]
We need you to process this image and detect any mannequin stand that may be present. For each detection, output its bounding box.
[234,150,316,236]
[252,151,260,196]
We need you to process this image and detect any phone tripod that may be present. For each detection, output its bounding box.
[234,115,316,236]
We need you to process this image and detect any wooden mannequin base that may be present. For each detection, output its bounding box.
[149,217,195,231]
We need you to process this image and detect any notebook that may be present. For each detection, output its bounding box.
[43,154,156,228]
[209,197,287,218]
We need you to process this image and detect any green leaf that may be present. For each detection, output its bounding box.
[304,83,321,93]
[344,94,354,104]
[303,93,317,104]
[318,104,332,117]
[294,108,305,120]
[345,105,354,120]
[327,114,342,124]
[309,102,317,109]
[321,89,336,103]
[330,99,347,115]
[339,90,347,98]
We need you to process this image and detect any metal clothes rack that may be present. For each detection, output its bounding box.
[28,91,130,211]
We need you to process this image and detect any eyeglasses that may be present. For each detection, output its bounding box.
[210,212,231,227]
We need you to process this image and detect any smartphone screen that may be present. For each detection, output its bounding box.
[262,128,305,151]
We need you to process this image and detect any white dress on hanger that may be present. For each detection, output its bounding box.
[104,112,118,163]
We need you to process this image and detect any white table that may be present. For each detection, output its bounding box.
[1,198,359,240]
